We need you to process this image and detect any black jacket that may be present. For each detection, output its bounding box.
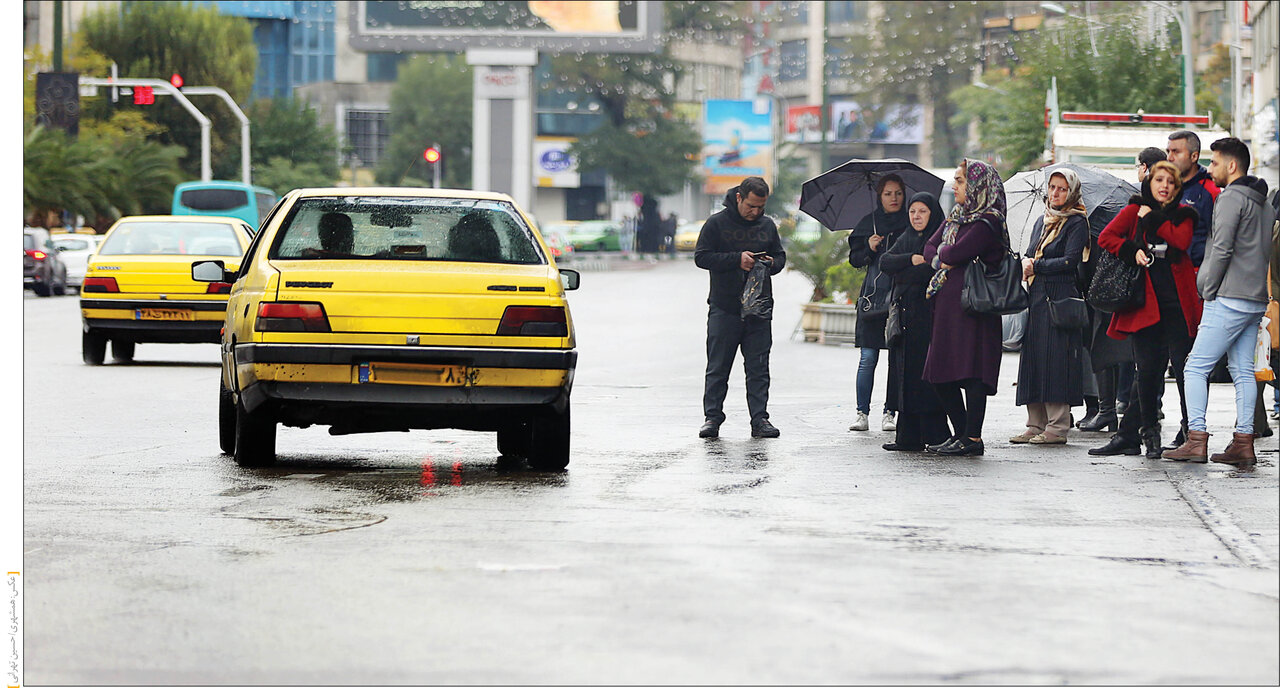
[695,187,787,315]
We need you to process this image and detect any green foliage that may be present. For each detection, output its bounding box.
[834,1,987,167]
[243,98,340,190]
[764,151,807,218]
[376,54,473,188]
[822,263,866,304]
[79,2,257,180]
[1195,43,1232,125]
[570,113,702,198]
[783,226,850,302]
[952,15,1183,176]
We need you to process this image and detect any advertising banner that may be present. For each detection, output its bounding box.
[830,102,925,144]
[534,137,579,188]
[702,99,773,195]
[786,105,821,143]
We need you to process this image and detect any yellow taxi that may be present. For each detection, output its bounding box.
[80,215,256,365]
[674,220,704,252]
[191,188,580,470]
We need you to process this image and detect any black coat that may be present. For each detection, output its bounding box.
[880,204,945,419]
[847,206,909,348]
[1016,214,1087,405]
[694,187,787,316]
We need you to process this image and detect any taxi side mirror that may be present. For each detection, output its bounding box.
[559,268,580,291]
[192,260,235,283]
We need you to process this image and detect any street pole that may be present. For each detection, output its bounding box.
[818,5,829,173]
[1180,2,1194,117]
[52,0,63,72]
[180,86,252,185]
[433,142,441,188]
[79,77,213,181]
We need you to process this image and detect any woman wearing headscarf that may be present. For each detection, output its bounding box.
[1089,161,1201,458]
[847,174,910,433]
[920,159,1009,456]
[1011,170,1089,444]
[878,191,950,451]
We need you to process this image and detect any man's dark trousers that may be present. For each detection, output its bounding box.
[703,304,771,426]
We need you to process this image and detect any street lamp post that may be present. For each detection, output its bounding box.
[1150,1,1196,116]
[1039,2,1099,57]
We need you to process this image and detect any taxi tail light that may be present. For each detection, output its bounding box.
[497,306,567,336]
[26,249,47,261]
[206,282,233,294]
[256,302,331,332]
[82,276,119,293]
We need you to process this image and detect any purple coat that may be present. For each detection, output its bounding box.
[921,213,1006,394]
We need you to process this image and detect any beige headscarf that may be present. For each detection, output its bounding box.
[1028,169,1086,285]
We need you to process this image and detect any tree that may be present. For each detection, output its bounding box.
[79,2,257,181]
[1195,43,1232,126]
[834,1,987,167]
[951,15,1183,176]
[376,54,473,188]
[243,98,340,192]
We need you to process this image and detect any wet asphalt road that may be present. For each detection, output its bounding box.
[19,257,1280,684]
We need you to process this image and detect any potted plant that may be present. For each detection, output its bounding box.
[780,217,865,344]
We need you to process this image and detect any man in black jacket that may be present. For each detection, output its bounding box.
[694,176,787,438]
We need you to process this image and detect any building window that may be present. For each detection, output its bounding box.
[367,53,409,82]
[826,1,867,24]
[346,110,389,167]
[777,1,807,24]
[779,39,807,82]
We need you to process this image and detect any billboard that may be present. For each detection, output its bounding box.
[534,137,580,188]
[350,1,662,53]
[830,102,925,144]
[702,99,773,195]
[786,105,822,143]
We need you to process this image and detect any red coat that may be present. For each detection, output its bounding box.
[1097,202,1201,340]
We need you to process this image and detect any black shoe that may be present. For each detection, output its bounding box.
[1162,423,1188,452]
[882,442,924,452]
[925,436,960,453]
[751,419,780,438]
[935,437,984,456]
[698,420,720,438]
[1141,427,1163,459]
[1078,411,1118,432]
[1088,434,1141,456]
[1115,400,1130,415]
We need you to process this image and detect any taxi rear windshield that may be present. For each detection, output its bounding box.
[98,222,243,257]
[270,197,545,265]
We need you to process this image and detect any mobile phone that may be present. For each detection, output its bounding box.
[751,251,768,258]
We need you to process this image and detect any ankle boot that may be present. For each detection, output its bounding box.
[1163,420,1188,452]
[1076,395,1100,429]
[1162,430,1210,462]
[1210,432,1257,466]
[1141,427,1162,459]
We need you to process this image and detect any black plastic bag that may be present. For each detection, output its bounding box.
[740,260,773,320]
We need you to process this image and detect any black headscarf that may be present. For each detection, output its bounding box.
[886,191,944,256]
[849,189,910,240]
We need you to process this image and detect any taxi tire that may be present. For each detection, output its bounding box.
[82,330,107,365]
[218,381,235,455]
[111,339,135,363]
[526,406,570,471]
[496,421,532,459]
[233,397,276,467]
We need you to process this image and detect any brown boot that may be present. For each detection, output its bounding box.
[1162,430,1210,463]
[1210,432,1257,466]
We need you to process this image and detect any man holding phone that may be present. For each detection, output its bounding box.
[694,176,787,438]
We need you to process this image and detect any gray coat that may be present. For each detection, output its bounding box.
[1198,176,1275,303]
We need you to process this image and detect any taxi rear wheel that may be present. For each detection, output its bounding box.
[233,397,276,467]
[111,339,135,363]
[496,420,532,459]
[218,380,235,455]
[82,330,107,365]
[526,406,570,471]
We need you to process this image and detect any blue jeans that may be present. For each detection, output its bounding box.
[856,346,880,414]
[1184,298,1265,434]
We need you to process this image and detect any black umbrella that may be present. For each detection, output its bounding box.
[1004,163,1137,254]
[799,158,945,233]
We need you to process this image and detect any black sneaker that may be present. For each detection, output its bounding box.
[698,420,720,438]
[751,419,780,438]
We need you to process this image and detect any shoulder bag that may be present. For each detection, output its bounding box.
[884,300,904,347]
[960,217,1029,316]
[1086,248,1145,313]
[1048,296,1089,330]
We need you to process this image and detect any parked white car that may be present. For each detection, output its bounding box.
[49,232,103,291]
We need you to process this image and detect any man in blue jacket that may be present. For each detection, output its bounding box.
[1164,137,1275,466]
[694,176,786,439]
[1167,129,1221,267]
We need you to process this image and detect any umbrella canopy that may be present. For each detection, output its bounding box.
[1004,163,1138,254]
[800,158,945,233]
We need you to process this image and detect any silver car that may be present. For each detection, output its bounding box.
[50,232,103,291]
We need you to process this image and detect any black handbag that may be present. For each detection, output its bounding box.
[884,300,903,347]
[1087,249,1145,313]
[1048,296,1089,330]
[960,216,1029,316]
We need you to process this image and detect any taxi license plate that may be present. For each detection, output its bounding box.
[136,308,195,321]
[360,362,467,386]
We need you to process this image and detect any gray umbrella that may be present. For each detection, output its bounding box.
[1004,163,1138,254]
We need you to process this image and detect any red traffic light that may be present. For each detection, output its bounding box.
[133,86,155,105]
[170,73,184,89]
[423,147,441,163]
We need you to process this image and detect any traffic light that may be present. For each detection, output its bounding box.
[170,73,184,89]
[423,147,441,163]
[132,86,155,105]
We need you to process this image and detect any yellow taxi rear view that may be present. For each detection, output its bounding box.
[80,215,255,364]
[192,188,580,470]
